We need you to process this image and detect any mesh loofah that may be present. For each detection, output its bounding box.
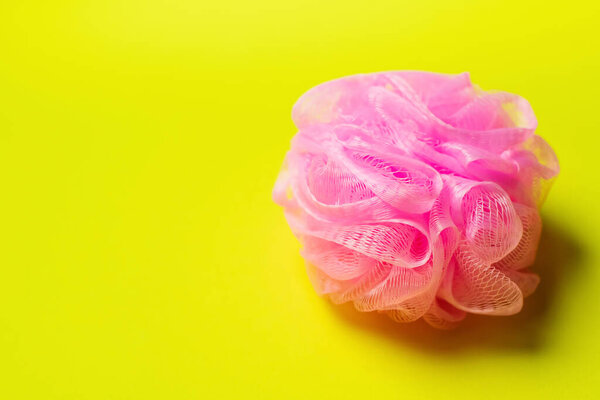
[273,71,559,328]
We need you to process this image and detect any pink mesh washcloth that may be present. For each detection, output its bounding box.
[273,71,559,328]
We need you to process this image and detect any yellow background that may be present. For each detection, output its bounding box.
[0,1,598,398]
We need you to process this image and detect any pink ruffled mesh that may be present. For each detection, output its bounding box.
[273,71,559,328]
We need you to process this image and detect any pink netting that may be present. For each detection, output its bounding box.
[273,71,559,328]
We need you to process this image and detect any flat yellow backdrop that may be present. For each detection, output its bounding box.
[0,1,598,399]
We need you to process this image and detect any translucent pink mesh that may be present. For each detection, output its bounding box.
[273,71,559,328]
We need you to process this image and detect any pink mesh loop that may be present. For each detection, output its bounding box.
[354,262,434,312]
[493,203,542,270]
[309,222,431,268]
[291,153,401,223]
[460,184,522,264]
[335,145,443,214]
[275,71,558,327]
[329,260,393,304]
[302,237,373,281]
[440,244,524,316]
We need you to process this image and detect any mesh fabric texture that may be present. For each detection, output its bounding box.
[273,71,559,328]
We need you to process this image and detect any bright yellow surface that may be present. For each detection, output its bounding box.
[0,1,599,398]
